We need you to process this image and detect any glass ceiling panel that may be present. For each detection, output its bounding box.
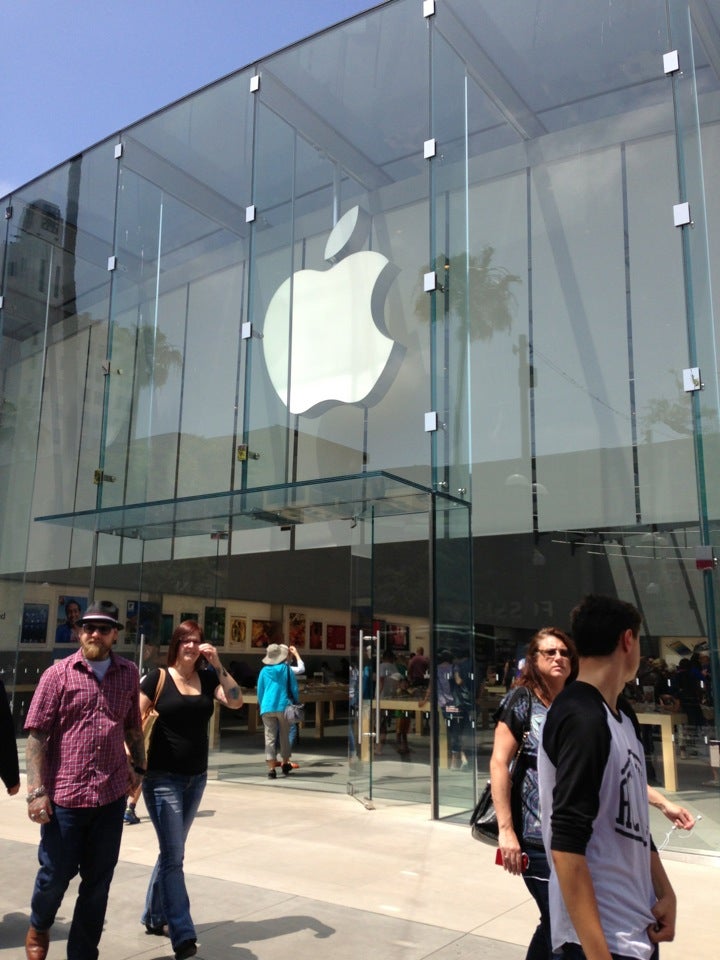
[34,471,462,541]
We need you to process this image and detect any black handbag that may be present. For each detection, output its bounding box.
[470,687,532,844]
[284,665,305,724]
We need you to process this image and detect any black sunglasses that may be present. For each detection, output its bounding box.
[81,622,115,635]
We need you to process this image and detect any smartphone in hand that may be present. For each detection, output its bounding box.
[495,848,529,871]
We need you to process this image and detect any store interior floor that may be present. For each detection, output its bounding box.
[210,712,720,860]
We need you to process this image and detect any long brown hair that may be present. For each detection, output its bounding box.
[515,626,578,704]
[167,620,204,667]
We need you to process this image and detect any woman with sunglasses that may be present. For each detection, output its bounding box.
[490,627,578,960]
[138,620,242,960]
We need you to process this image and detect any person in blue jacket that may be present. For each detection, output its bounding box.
[257,643,298,779]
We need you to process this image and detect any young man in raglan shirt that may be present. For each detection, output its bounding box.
[538,594,677,960]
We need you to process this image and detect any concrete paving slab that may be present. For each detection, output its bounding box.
[0,780,717,960]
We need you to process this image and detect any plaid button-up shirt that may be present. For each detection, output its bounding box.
[25,648,141,807]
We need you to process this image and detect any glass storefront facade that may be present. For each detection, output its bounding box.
[1,0,718,850]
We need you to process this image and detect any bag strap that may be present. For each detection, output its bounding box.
[515,687,533,757]
[286,663,297,704]
[147,668,166,712]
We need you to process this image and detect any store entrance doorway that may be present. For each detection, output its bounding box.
[38,471,473,813]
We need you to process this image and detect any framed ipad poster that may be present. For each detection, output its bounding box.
[21,602,50,644]
[228,615,247,650]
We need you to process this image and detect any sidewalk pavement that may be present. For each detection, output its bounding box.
[0,779,717,960]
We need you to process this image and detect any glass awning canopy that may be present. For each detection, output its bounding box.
[35,471,462,541]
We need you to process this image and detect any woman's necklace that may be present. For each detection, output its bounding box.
[171,665,198,690]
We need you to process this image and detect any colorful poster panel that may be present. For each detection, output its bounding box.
[251,619,281,648]
[309,620,323,649]
[288,610,306,647]
[228,615,247,650]
[388,623,409,651]
[55,595,87,644]
[327,624,347,651]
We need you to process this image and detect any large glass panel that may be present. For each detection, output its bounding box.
[246,0,432,498]
[0,144,117,719]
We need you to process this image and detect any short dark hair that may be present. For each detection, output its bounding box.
[167,620,204,667]
[570,595,641,657]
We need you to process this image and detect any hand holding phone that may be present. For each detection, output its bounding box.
[495,848,529,872]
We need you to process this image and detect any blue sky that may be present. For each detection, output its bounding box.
[0,0,381,199]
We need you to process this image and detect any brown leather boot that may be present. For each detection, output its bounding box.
[25,925,49,960]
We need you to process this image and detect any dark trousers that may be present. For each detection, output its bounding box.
[522,845,553,960]
[30,795,126,960]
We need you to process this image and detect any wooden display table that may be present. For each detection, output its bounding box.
[210,684,349,748]
[636,711,687,792]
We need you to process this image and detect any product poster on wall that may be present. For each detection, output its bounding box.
[309,620,323,649]
[288,611,306,647]
[204,606,226,645]
[228,615,247,649]
[54,596,87,643]
[388,623,409,651]
[327,624,347,651]
[161,614,174,646]
[21,603,49,644]
[126,601,161,645]
[251,619,281,648]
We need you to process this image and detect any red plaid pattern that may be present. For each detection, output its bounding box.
[25,649,141,807]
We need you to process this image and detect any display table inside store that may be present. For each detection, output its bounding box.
[359,699,463,765]
[636,711,687,792]
[210,684,349,748]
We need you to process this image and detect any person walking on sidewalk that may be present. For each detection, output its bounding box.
[139,620,242,960]
[1,676,20,797]
[23,600,144,960]
[491,627,578,960]
[538,595,678,960]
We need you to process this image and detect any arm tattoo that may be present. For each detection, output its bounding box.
[26,731,49,790]
[228,685,241,700]
[125,727,146,769]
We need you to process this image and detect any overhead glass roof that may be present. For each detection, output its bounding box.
[35,471,464,541]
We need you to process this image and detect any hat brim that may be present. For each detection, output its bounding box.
[81,617,123,630]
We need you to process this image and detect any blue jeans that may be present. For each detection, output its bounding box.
[142,771,207,950]
[30,795,126,960]
[522,845,553,960]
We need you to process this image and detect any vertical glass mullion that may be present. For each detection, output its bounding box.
[667,0,720,726]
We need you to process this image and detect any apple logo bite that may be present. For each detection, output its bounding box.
[262,206,404,416]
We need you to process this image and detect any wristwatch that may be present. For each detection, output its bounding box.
[26,785,47,803]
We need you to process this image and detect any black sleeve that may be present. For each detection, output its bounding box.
[0,679,20,790]
[494,686,531,743]
[140,667,162,701]
[543,684,611,854]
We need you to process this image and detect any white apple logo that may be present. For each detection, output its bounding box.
[262,206,403,416]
